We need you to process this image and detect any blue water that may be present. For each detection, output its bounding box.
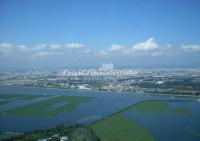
[123,101,200,141]
[0,86,146,132]
[0,86,199,141]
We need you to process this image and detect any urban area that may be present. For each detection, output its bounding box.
[1,64,200,96]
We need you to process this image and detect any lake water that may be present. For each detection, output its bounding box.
[0,86,199,141]
[123,101,200,141]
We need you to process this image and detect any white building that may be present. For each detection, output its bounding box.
[99,63,113,71]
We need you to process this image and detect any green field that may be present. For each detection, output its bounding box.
[170,108,191,115]
[5,96,91,117]
[129,100,191,116]
[0,93,46,106]
[90,100,195,141]
[130,100,168,115]
[90,101,157,141]
[91,114,155,141]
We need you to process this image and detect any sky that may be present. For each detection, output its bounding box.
[0,0,200,71]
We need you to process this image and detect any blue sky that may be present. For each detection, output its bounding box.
[0,0,200,70]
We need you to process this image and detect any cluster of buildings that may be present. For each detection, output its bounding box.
[0,64,200,95]
[38,134,68,141]
[60,64,138,77]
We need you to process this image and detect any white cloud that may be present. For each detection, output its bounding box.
[4,39,200,61]
[180,44,200,52]
[132,38,158,51]
[97,44,124,56]
[0,43,13,54]
[96,38,159,56]
[0,43,12,48]
[65,42,85,49]
[0,42,86,58]
[1,38,200,70]
[18,45,27,51]
[107,44,124,52]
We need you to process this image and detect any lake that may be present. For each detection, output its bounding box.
[0,86,199,141]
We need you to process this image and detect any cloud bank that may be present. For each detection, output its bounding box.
[0,38,200,70]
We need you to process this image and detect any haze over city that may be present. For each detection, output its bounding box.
[0,0,200,71]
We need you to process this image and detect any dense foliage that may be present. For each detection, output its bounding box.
[5,124,100,141]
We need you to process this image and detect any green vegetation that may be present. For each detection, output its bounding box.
[91,115,155,141]
[0,100,10,106]
[90,100,172,141]
[8,124,99,141]
[170,108,191,115]
[0,93,45,106]
[71,127,100,141]
[174,89,200,95]
[0,131,22,140]
[5,96,91,117]
[0,132,12,140]
[128,100,192,116]
[132,100,168,115]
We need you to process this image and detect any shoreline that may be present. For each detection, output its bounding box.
[0,84,199,98]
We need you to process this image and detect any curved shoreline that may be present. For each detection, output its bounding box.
[0,84,199,98]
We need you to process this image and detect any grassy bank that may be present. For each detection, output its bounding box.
[5,96,91,117]
[0,93,46,106]
[131,100,168,115]
[170,108,191,115]
[90,100,193,141]
[90,101,157,141]
[91,115,155,141]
